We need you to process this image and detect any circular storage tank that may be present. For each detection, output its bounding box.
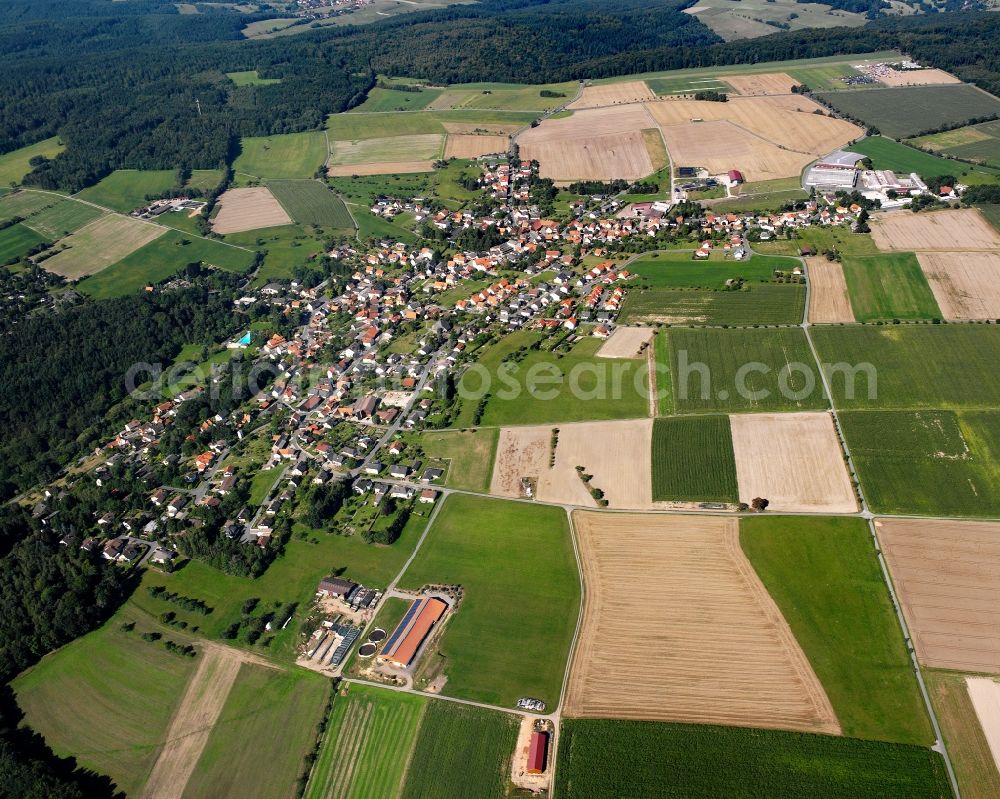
[358,642,377,658]
[367,628,387,643]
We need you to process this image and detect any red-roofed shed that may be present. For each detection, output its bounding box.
[728,169,744,184]
[527,731,548,774]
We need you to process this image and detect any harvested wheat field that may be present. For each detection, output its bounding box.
[807,258,855,323]
[331,134,444,166]
[879,68,961,87]
[659,120,813,181]
[565,512,840,734]
[595,326,653,358]
[41,215,165,278]
[327,161,435,177]
[522,130,654,182]
[730,412,857,513]
[725,72,798,95]
[141,645,258,799]
[877,518,1000,673]
[441,121,524,135]
[919,252,1000,320]
[443,133,510,159]
[212,187,292,234]
[491,420,655,508]
[568,80,655,109]
[871,208,1000,252]
[967,678,1000,776]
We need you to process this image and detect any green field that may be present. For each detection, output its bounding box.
[625,252,800,288]
[350,85,444,113]
[840,409,1000,517]
[841,252,942,321]
[911,119,1000,168]
[663,327,827,413]
[787,62,862,91]
[0,222,48,262]
[709,189,810,213]
[811,325,1000,410]
[647,75,733,96]
[651,415,738,502]
[398,494,580,708]
[234,132,329,179]
[979,204,1000,232]
[76,169,176,212]
[411,428,498,492]
[0,190,62,223]
[267,179,354,228]
[400,700,518,799]
[79,230,256,298]
[454,331,648,427]
[330,133,445,166]
[326,109,537,141]
[227,69,281,86]
[184,663,328,799]
[850,136,1000,184]
[225,224,326,284]
[755,226,880,258]
[817,84,1000,139]
[741,516,932,745]
[0,136,64,185]
[620,283,806,326]
[186,169,226,192]
[556,719,952,799]
[13,617,197,797]
[23,198,103,238]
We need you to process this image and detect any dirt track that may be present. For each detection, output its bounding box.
[877,518,1000,673]
[806,258,855,323]
[871,208,1000,252]
[919,252,1000,320]
[212,187,292,234]
[565,512,840,734]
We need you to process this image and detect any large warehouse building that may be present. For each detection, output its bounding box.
[378,596,448,668]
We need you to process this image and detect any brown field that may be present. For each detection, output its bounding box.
[879,68,961,87]
[565,512,840,734]
[807,258,855,323]
[568,80,655,109]
[490,420,655,509]
[212,187,292,234]
[41,215,165,278]
[659,120,813,181]
[441,120,524,135]
[871,208,1000,252]
[967,678,1000,778]
[725,72,798,95]
[877,518,1000,673]
[595,326,653,358]
[443,133,510,159]
[141,645,246,799]
[327,161,435,177]
[730,412,857,513]
[919,252,1000,319]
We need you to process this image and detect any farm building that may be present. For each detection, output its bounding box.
[378,596,448,668]
[727,169,744,187]
[528,731,549,774]
[317,576,357,598]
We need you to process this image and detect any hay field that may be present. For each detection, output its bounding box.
[659,120,812,181]
[595,326,653,358]
[41,215,165,278]
[919,252,1000,320]
[966,678,1000,778]
[725,72,798,95]
[565,512,840,734]
[212,187,292,234]
[730,412,857,513]
[441,120,524,135]
[328,161,435,176]
[877,518,1000,673]
[568,80,655,109]
[330,134,445,166]
[871,209,1000,252]
[807,258,855,322]
[443,133,509,159]
[490,420,655,509]
[879,68,961,87]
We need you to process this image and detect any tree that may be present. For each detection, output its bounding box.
[750,497,769,512]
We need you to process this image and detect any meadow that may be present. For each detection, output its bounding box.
[40,215,164,278]
[625,252,798,288]
[741,516,932,745]
[841,253,942,321]
[329,134,445,166]
[0,190,63,223]
[0,223,48,262]
[850,136,1000,184]
[650,415,738,502]
[76,169,176,212]
[0,136,64,185]
[224,225,325,284]
[306,683,426,799]
[811,325,1000,409]
[620,283,805,326]
[912,120,1000,168]
[227,70,281,86]
[709,189,811,213]
[397,494,580,708]
[555,719,953,798]
[839,409,1000,517]
[234,132,329,179]
[326,109,538,140]
[267,179,355,228]
[754,226,880,257]
[410,428,498,492]
[79,230,256,298]
[329,160,481,211]
[350,85,444,113]
[663,327,828,413]
[23,198,103,238]
[816,84,1000,139]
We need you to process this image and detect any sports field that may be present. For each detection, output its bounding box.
[663,327,827,413]
[397,494,580,708]
[0,136,64,185]
[839,410,1000,517]
[741,516,932,745]
[620,283,805,325]
[817,84,1000,139]
[0,222,48,262]
[41,214,165,278]
[556,719,953,799]
[841,253,942,321]
[812,325,1000,410]
[267,179,354,228]
[650,415,738,502]
[234,132,329,179]
[76,170,176,212]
